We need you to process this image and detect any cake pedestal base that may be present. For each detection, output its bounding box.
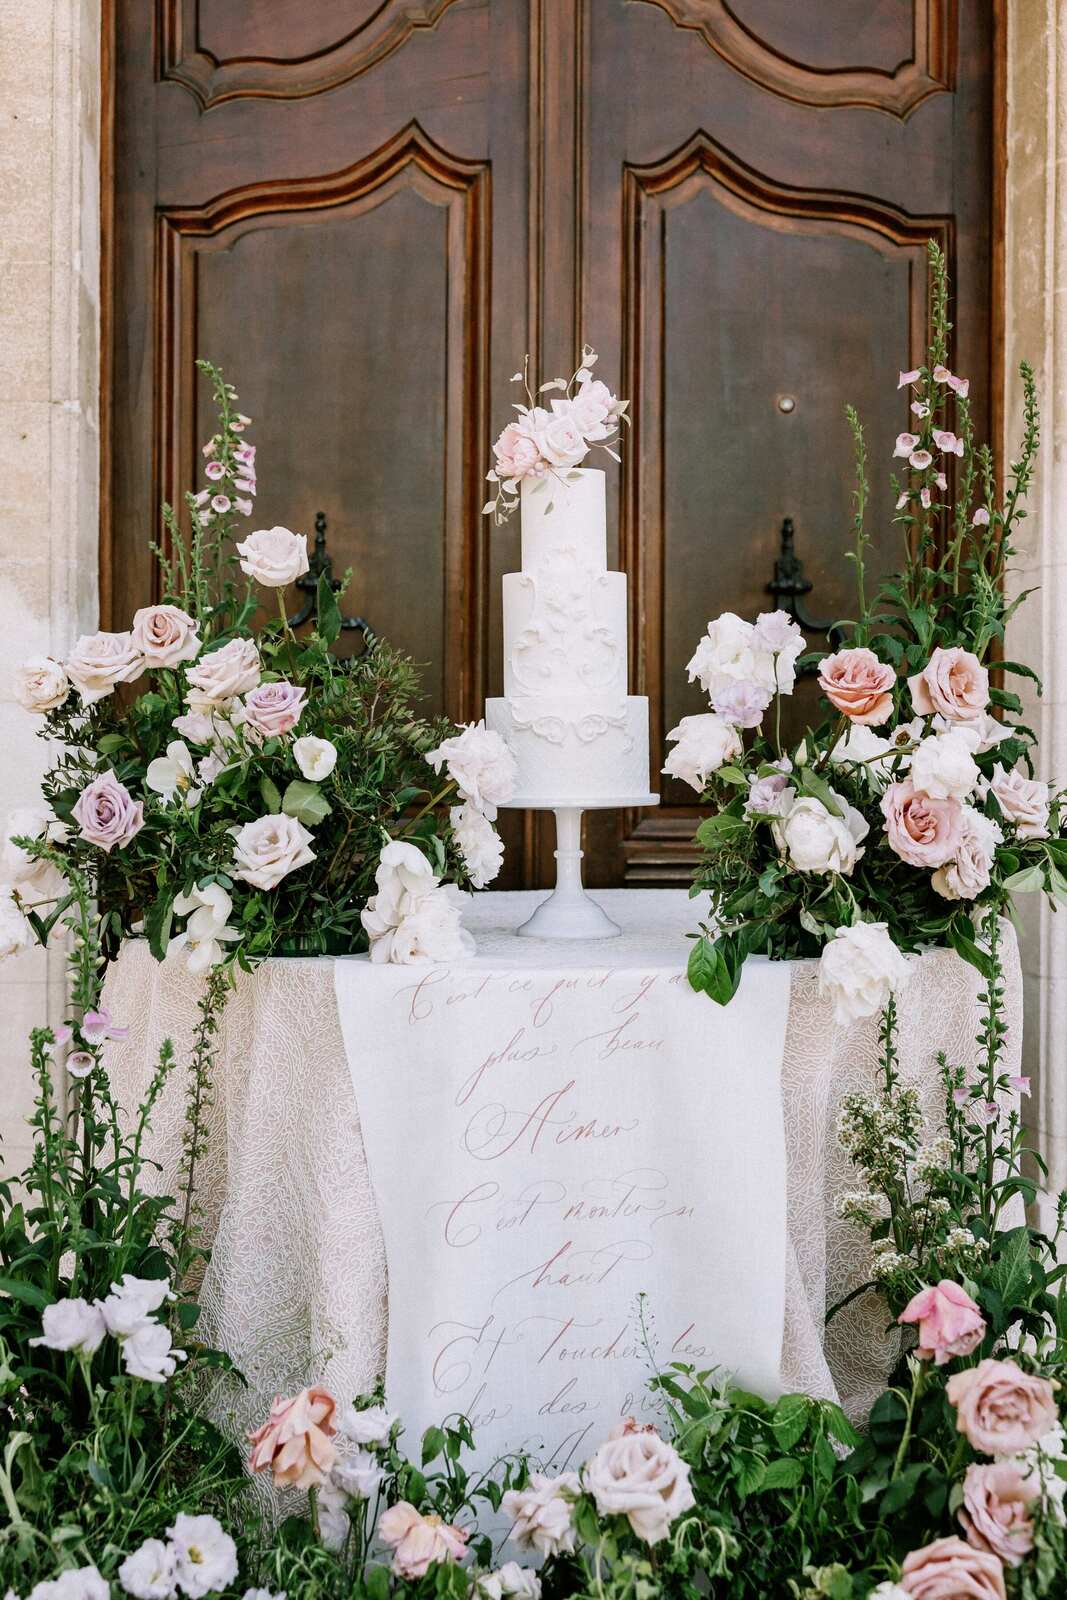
[499,795,659,940]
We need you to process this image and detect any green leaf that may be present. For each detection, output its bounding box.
[987,1227,1033,1311]
[880,1462,926,1515]
[281,780,332,826]
[316,572,342,647]
[796,767,843,817]
[145,892,175,963]
[759,1457,805,1491]
[734,1456,766,1497]
[0,1275,50,1309]
[947,913,997,979]
[421,1425,446,1465]
[260,776,282,814]
[365,1567,390,1600]
[687,936,721,997]
[716,765,748,787]
[1002,865,1044,893]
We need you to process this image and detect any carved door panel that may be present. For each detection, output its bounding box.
[105,0,994,890]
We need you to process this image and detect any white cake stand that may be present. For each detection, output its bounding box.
[499,795,660,939]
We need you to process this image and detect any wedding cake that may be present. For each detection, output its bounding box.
[485,468,652,802]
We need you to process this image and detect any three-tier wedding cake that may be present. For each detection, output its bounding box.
[485,468,651,801]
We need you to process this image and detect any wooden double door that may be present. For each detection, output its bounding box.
[106,0,996,887]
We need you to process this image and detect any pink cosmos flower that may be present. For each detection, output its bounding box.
[894,432,920,458]
[818,647,896,725]
[72,771,145,853]
[882,780,963,868]
[248,1386,338,1489]
[242,681,306,739]
[378,1503,468,1578]
[909,647,990,723]
[898,1280,986,1366]
[204,460,226,481]
[898,369,922,388]
[960,1462,1037,1568]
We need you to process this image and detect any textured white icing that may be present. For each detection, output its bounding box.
[486,696,651,801]
[502,569,628,701]
[519,469,607,572]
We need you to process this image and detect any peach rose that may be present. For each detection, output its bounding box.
[377,1503,468,1578]
[818,647,896,725]
[959,1462,1037,1567]
[898,1280,986,1366]
[947,1360,1060,1456]
[130,604,202,669]
[909,647,990,723]
[881,780,963,868]
[248,1386,338,1489]
[900,1535,1005,1599]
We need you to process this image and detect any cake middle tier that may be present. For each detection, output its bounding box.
[485,695,651,803]
[502,568,629,701]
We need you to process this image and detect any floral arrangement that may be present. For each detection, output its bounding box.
[482,347,628,523]
[671,243,1061,1017]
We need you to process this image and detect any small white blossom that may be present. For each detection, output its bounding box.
[338,1402,397,1447]
[118,1539,177,1600]
[167,1515,238,1599]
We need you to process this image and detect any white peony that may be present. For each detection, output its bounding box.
[166,883,240,974]
[426,721,518,820]
[29,1296,107,1356]
[817,923,912,1026]
[931,806,1002,902]
[167,1515,238,1599]
[331,1449,385,1500]
[0,885,32,960]
[582,1425,695,1545]
[118,1538,177,1600]
[369,883,475,965]
[185,637,261,705]
[15,654,69,712]
[909,728,980,801]
[685,613,776,698]
[66,631,145,705]
[232,814,315,891]
[2,806,63,896]
[293,736,337,782]
[450,801,504,888]
[130,604,202,669]
[773,792,869,875]
[501,1472,580,1557]
[338,1401,397,1446]
[236,526,309,588]
[146,740,201,806]
[662,714,742,793]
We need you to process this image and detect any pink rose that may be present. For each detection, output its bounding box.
[186,637,261,705]
[493,422,543,483]
[377,1503,468,1578]
[66,631,145,705]
[989,765,1050,840]
[582,1424,695,1544]
[72,771,144,852]
[248,1386,338,1490]
[909,648,990,723]
[898,1280,986,1366]
[818,648,896,725]
[882,780,963,867]
[946,1359,1060,1456]
[130,604,202,669]
[959,1462,1037,1567]
[900,1535,1005,1599]
[565,378,618,438]
[242,681,306,739]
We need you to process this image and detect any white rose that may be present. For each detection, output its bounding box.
[934,710,1008,754]
[685,613,775,696]
[118,1539,177,1600]
[167,1515,238,1600]
[582,1426,695,1545]
[450,801,504,888]
[236,526,309,587]
[500,1472,579,1557]
[130,603,202,668]
[662,714,742,793]
[15,654,69,712]
[338,1401,397,1446]
[66,630,144,705]
[817,922,912,1026]
[909,728,980,801]
[2,806,63,896]
[293,735,337,782]
[29,1296,107,1355]
[989,763,1050,840]
[774,792,869,875]
[232,814,315,891]
[495,1564,542,1600]
[0,885,32,960]
[931,806,1002,901]
[532,407,588,468]
[331,1449,385,1500]
[185,637,261,704]
[426,721,518,819]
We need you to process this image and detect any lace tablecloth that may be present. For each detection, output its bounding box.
[103,890,1021,1472]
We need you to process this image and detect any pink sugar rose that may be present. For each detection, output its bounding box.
[909,647,990,723]
[881,780,963,868]
[72,770,144,853]
[492,421,542,483]
[248,1386,338,1490]
[242,680,306,739]
[564,378,619,438]
[533,407,588,468]
[378,1502,468,1578]
[960,1462,1037,1568]
[898,1280,986,1366]
[946,1359,1060,1456]
[900,1535,1005,1599]
[818,647,896,725]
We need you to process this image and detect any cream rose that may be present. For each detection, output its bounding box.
[2,805,63,896]
[236,526,309,588]
[66,630,145,705]
[582,1424,695,1544]
[14,654,69,712]
[248,1387,338,1490]
[232,813,315,890]
[532,406,589,468]
[130,604,202,668]
[817,922,911,1025]
[662,714,742,793]
[0,886,32,960]
[378,1503,468,1579]
[773,792,869,875]
[988,764,1050,841]
[909,646,990,723]
[185,637,261,704]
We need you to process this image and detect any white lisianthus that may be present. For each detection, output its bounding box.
[817,923,912,1026]
[232,814,315,891]
[426,721,518,820]
[118,1538,177,1600]
[931,806,1002,902]
[293,735,337,782]
[331,1449,385,1500]
[29,1296,107,1356]
[167,1515,238,1599]
[146,740,201,806]
[686,613,775,698]
[773,792,869,876]
[14,654,69,712]
[752,609,805,692]
[0,885,32,960]
[338,1401,398,1446]
[121,1318,185,1382]
[828,724,898,792]
[500,1472,580,1557]
[909,728,981,801]
[236,526,309,588]
[582,1425,695,1545]
[28,1564,110,1600]
[166,883,240,974]
[478,1565,542,1600]
[450,801,504,888]
[662,714,742,793]
[315,1481,351,1552]
[100,1276,174,1337]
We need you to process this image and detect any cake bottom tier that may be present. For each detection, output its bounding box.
[485,695,651,803]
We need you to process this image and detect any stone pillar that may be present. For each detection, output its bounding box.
[0,0,100,1168]
[1003,0,1067,1232]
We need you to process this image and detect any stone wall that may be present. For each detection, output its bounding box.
[0,0,100,1168]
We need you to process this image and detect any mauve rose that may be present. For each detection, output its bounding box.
[493,422,543,482]
[960,1462,1037,1567]
[909,647,990,723]
[818,647,896,725]
[186,637,261,704]
[15,654,69,712]
[232,813,315,890]
[947,1360,1060,1457]
[248,1386,338,1490]
[378,1503,468,1579]
[131,604,202,668]
[931,807,1001,902]
[243,680,306,739]
[72,770,144,852]
[236,526,309,588]
[882,780,963,868]
[900,1535,1005,1600]
[898,1280,986,1366]
[989,764,1050,840]
[66,631,145,705]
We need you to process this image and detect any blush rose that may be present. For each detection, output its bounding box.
[898,1280,986,1366]
[243,681,306,739]
[881,780,963,868]
[959,1462,1037,1567]
[899,1535,1005,1600]
[946,1359,1060,1456]
[818,647,896,725]
[130,604,202,668]
[377,1503,468,1578]
[909,647,990,723]
[248,1386,338,1490]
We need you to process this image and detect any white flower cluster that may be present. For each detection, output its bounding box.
[29,1276,184,1384]
[117,1515,238,1600]
[316,1403,396,1552]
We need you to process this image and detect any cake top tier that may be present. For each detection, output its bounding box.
[519,468,606,574]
